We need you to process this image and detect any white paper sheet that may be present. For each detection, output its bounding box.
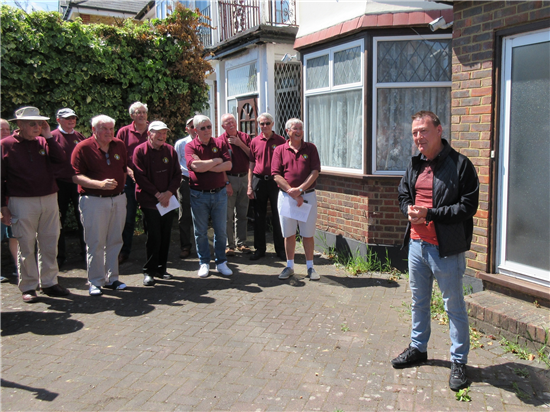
[279,194,312,222]
[156,195,180,216]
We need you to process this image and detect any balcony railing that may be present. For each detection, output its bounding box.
[217,0,297,43]
[198,4,213,47]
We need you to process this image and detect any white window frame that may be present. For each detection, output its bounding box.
[496,28,550,287]
[303,39,364,175]
[372,34,452,176]
[226,61,259,113]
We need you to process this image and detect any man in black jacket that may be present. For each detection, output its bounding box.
[392,111,479,392]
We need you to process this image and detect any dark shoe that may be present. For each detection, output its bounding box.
[143,275,155,286]
[391,345,428,369]
[180,248,191,259]
[225,248,235,256]
[449,361,468,391]
[22,290,38,303]
[249,251,265,261]
[155,272,173,280]
[118,253,129,265]
[42,284,70,297]
[104,280,127,290]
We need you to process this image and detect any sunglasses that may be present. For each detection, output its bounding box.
[198,125,212,131]
[105,152,111,166]
[259,122,271,126]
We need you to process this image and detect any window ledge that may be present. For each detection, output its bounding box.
[320,170,402,181]
[477,272,550,303]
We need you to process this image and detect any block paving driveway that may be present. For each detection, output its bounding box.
[2,231,549,411]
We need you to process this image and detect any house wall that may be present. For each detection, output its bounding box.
[451,0,550,276]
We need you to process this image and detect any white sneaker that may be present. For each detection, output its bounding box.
[216,261,233,276]
[198,263,210,278]
[89,284,103,296]
[278,267,294,280]
[307,267,320,280]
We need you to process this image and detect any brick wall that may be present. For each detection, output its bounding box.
[452,1,550,275]
[316,175,405,247]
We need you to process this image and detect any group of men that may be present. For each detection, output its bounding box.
[1,105,478,391]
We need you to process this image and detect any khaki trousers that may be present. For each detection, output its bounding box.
[9,194,60,292]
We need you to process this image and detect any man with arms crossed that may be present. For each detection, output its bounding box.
[247,113,286,261]
[72,115,128,296]
[271,118,321,281]
[392,110,479,392]
[185,115,233,278]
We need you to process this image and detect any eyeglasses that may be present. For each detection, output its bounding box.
[259,122,271,126]
[105,152,111,166]
[133,110,147,115]
[198,125,212,131]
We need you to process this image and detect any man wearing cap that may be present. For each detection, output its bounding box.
[72,115,128,296]
[116,101,149,264]
[51,108,86,268]
[272,118,321,281]
[218,113,252,256]
[247,113,286,261]
[1,106,71,303]
[174,118,196,259]
[133,121,181,286]
[185,114,233,278]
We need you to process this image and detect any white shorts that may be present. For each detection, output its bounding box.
[277,190,318,238]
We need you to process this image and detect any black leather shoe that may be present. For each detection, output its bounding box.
[42,284,70,297]
[391,345,427,369]
[449,361,468,391]
[249,251,265,261]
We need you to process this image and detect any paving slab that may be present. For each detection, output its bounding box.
[2,228,550,411]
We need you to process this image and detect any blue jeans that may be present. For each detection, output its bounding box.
[121,177,137,256]
[190,187,228,265]
[408,239,469,364]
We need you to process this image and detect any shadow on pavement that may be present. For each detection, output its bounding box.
[0,379,58,401]
[1,311,84,337]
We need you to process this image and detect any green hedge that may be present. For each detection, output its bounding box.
[1,4,211,140]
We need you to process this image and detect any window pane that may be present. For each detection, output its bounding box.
[306,54,329,90]
[334,46,361,86]
[376,87,450,171]
[505,40,550,272]
[227,99,237,119]
[377,39,451,83]
[307,90,363,170]
[227,63,258,97]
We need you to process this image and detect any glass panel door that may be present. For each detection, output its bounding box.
[498,29,550,286]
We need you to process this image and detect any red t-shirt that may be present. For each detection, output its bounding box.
[250,133,286,176]
[217,130,251,174]
[71,137,128,196]
[410,161,439,245]
[1,131,65,206]
[116,122,148,170]
[271,141,321,188]
[51,128,87,182]
[185,137,231,191]
[133,141,182,209]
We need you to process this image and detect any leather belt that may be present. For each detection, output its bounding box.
[81,192,124,198]
[280,188,315,194]
[227,172,247,177]
[254,174,272,180]
[191,187,224,194]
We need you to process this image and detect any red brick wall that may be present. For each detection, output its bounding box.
[316,175,404,247]
[452,1,550,275]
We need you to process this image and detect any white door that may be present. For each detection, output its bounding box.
[497,29,550,287]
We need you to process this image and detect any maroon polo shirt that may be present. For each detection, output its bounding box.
[116,122,148,170]
[133,140,182,210]
[51,128,87,182]
[71,136,127,196]
[250,132,286,176]
[217,130,251,174]
[271,141,321,189]
[1,130,65,206]
[185,137,231,191]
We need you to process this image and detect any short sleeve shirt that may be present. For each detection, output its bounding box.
[185,137,231,191]
[271,141,321,188]
[116,122,148,170]
[51,128,86,182]
[249,133,286,176]
[71,137,128,196]
[217,130,251,174]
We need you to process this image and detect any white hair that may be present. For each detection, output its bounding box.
[193,114,211,128]
[257,113,274,124]
[129,101,148,115]
[285,118,303,130]
[91,115,115,129]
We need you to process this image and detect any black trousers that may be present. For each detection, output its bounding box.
[252,176,284,255]
[57,180,85,260]
[142,208,175,275]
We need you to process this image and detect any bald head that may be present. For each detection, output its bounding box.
[1,119,11,139]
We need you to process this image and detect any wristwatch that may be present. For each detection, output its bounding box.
[299,188,303,193]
